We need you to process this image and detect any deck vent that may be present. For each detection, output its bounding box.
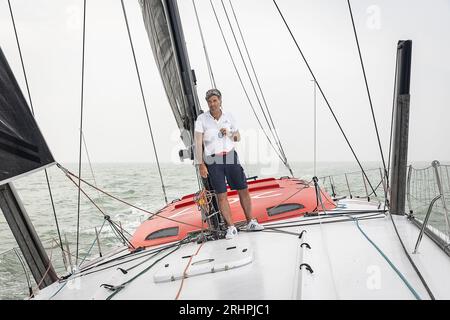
[145,227,179,240]
[267,203,305,216]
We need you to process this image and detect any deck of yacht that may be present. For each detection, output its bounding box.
[34,198,450,300]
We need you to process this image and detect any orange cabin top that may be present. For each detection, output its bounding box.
[130,177,336,249]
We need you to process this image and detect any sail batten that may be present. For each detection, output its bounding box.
[0,48,55,185]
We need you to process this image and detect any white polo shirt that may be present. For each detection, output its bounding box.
[194,109,238,156]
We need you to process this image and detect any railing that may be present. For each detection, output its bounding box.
[407,161,450,254]
[319,167,387,204]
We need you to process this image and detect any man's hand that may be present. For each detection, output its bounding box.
[199,163,208,178]
[219,128,228,138]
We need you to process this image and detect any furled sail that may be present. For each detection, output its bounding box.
[0,48,54,185]
[139,0,201,153]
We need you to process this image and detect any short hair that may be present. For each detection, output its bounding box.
[205,88,222,100]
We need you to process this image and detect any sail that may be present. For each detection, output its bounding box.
[139,0,200,150]
[0,48,54,185]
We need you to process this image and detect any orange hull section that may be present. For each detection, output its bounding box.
[130,177,336,248]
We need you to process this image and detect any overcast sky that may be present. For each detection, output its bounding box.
[1,0,449,165]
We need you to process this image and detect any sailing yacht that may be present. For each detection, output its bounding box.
[0,0,449,300]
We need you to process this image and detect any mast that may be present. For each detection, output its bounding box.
[163,0,223,232]
[140,0,223,232]
[389,40,412,215]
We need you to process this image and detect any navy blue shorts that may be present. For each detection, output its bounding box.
[205,150,248,194]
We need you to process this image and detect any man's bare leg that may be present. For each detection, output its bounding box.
[217,192,234,227]
[237,188,253,222]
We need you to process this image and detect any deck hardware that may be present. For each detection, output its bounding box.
[299,263,314,274]
[117,268,128,274]
[298,230,307,239]
[100,284,124,291]
[300,243,311,249]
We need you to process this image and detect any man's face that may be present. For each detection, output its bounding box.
[206,95,221,113]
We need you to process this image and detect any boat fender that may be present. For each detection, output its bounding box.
[299,263,314,274]
[300,243,311,250]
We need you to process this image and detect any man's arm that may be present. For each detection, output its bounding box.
[194,131,209,178]
[194,131,204,165]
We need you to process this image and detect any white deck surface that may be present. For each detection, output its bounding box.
[34,199,450,300]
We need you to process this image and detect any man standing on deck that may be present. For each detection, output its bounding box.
[194,89,264,239]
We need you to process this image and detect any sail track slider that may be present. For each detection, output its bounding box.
[300,243,311,250]
[299,263,314,274]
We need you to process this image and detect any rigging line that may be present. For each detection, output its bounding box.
[64,171,135,249]
[29,240,59,299]
[49,240,188,299]
[106,218,134,250]
[106,245,182,300]
[209,0,285,162]
[260,228,301,237]
[220,0,287,162]
[265,182,311,214]
[261,214,386,238]
[347,0,388,188]
[57,164,208,230]
[69,244,168,280]
[76,0,88,266]
[366,178,383,197]
[120,241,186,273]
[175,241,205,300]
[209,0,288,168]
[7,0,33,114]
[44,170,65,262]
[272,0,378,196]
[263,214,384,230]
[315,180,340,298]
[351,215,422,300]
[77,218,107,268]
[263,211,386,227]
[228,0,291,167]
[13,248,33,297]
[109,219,134,244]
[121,0,168,205]
[78,239,189,276]
[81,131,101,200]
[110,219,133,238]
[192,0,217,89]
[7,0,65,261]
[83,132,134,239]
